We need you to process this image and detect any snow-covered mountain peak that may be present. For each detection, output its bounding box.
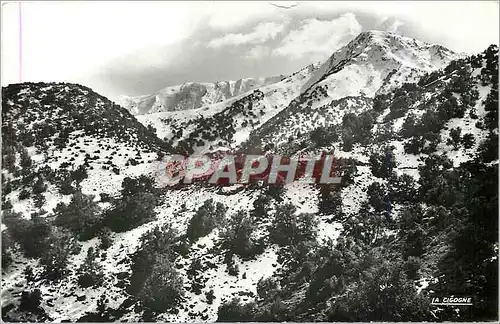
[300,30,461,97]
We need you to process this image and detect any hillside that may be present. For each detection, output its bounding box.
[1,33,498,323]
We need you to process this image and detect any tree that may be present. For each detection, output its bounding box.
[220,210,264,260]
[54,191,102,238]
[269,203,318,247]
[257,277,280,301]
[390,174,418,204]
[19,189,30,200]
[206,289,216,304]
[461,133,475,149]
[19,289,43,315]
[2,232,13,270]
[105,192,157,232]
[71,165,88,182]
[309,126,338,148]
[327,257,430,321]
[2,146,16,173]
[3,211,51,258]
[369,149,395,179]
[77,247,104,288]
[446,127,462,150]
[33,193,46,209]
[251,194,271,220]
[217,297,256,322]
[32,177,47,194]
[137,254,184,314]
[367,182,388,213]
[186,199,227,242]
[40,227,81,280]
[58,177,75,195]
[318,185,342,218]
[98,227,113,250]
[121,175,156,197]
[400,112,418,138]
[20,148,32,170]
[404,137,424,154]
[478,133,498,163]
[127,223,182,303]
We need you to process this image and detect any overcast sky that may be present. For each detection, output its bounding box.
[1,1,499,101]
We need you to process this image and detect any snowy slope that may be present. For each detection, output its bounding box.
[117,76,284,115]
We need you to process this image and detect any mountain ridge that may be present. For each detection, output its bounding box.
[117,76,285,115]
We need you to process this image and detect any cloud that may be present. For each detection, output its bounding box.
[207,22,286,48]
[244,45,271,60]
[273,13,362,60]
[205,2,289,30]
[387,19,404,33]
[375,16,404,33]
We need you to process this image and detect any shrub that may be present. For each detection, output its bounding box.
[121,175,156,197]
[137,254,184,314]
[217,298,256,322]
[40,227,81,280]
[105,192,157,232]
[220,210,265,260]
[19,189,30,200]
[3,211,51,258]
[461,133,475,149]
[54,191,102,238]
[269,204,318,247]
[446,127,462,150]
[77,247,104,288]
[186,199,226,242]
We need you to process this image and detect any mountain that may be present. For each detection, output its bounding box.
[136,62,321,150]
[138,31,461,155]
[1,31,498,323]
[241,30,459,151]
[117,76,285,115]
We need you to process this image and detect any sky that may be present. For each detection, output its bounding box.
[1,1,499,101]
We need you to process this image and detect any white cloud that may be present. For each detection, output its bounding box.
[388,19,404,33]
[244,45,271,60]
[298,1,499,54]
[273,13,362,60]
[205,2,289,30]
[376,16,404,33]
[208,22,286,48]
